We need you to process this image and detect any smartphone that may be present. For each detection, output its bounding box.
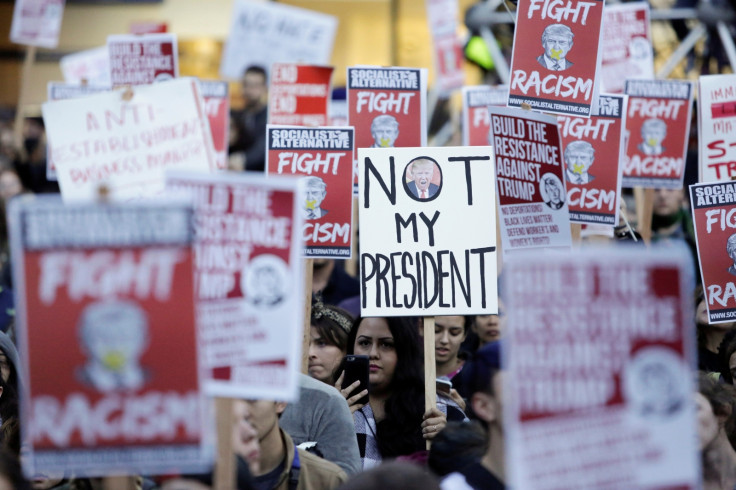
[341,355,369,406]
[436,378,452,395]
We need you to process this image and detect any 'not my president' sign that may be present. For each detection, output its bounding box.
[358,146,498,316]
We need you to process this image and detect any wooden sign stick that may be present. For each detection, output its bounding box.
[213,397,236,490]
[13,46,37,152]
[344,196,359,277]
[423,316,437,450]
[570,223,582,243]
[103,477,135,490]
[302,259,314,374]
[634,187,654,244]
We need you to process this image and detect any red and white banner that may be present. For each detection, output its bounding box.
[489,106,572,254]
[108,33,178,88]
[11,196,209,477]
[426,0,464,94]
[10,0,65,48]
[42,78,216,202]
[622,79,694,188]
[690,181,736,323]
[165,172,304,400]
[268,64,333,126]
[461,85,508,146]
[266,126,354,258]
[505,246,698,489]
[698,74,736,182]
[557,94,627,226]
[199,80,230,171]
[600,2,654,94]
[508,0,605,116]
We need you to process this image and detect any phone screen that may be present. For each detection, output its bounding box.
[341,355,369,406]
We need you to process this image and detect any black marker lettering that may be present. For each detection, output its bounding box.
[449,155,490,205]
[419,211,440,246]
[364,156,396,208]
[395,213,418,243]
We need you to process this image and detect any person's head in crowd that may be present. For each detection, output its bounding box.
[309,297,353,384]
[718,328,736,386]
[0,333,19,455]
[653,187,684,218]
[695,285,735,373]
[435,316,469,378]
[697,373,736,487]
[0,168,24,203]
[233,399,262,475]
[335,461,440,490]
[427,421,487,477]
[370,115,399,148]
[472,298,506,349]
[241,65,268,109]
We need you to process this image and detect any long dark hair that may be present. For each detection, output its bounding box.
[348,316,426,458]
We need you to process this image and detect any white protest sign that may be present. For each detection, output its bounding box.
[10,0,65,48]
[220,0,337,80]
[698,74,736,182]
[42,78,216,202]
[60,46,112,87]
[358,146,498,316]
[166,171,304,400]
[504,246,698,489]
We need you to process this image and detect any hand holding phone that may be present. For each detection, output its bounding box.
[340,355,370,407]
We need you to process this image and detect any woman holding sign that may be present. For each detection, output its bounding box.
[337,316,466,469]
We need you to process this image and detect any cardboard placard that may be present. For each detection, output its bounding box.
[42,78,216,202]
[505,247,698,489]
[268,64,333,126]
[426,0,465,94]
[10,0,65,48]
[622,79,694,189]
[600,3,654,94]
[690,181,736,323]
[12,196,210,477]
[46,82,111,181]
[698,74,736,182]
[60,46,112,87]
[108,33,179,88]
[508,0,604,116]
[165,172,304,400]
[266,126,354,258]
[489,106,573,253]
[358,146,497,316]
[199,80,230,171]
[461,85,508,146]
[557,94,627,226]
[220,0,337,80]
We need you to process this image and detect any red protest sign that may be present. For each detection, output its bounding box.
[622,79,694,189]
[508,0,605,116]
[691,181,736,323]
[557,94,626,226]
[489,106,572,253]
[266,126,354,258]
[462,85,508,146]
[108,33,179,88]
[166,172,304,400]
[200,80,230,171]
[269,64,333,126]
[600,3,654,94]
[11,197,208,477]
[505,247,698,488]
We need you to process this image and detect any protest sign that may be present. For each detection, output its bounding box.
[220,0,337,80]
[266,126,354,258]
[508,0,604,116]
[200,80,230,171]
[60,46,112,87]
[426,0,465,94]
[268,64,333,126]
[557,94,627,226]
[504,246,698,489]
[600,3,654,94]
[348,67,428,149]
[10,0,65,48]
[690,181,736,323]
[108,33,178,88]
[46,82,110,181]
[358,146,497,316]
[42,78,216,202]
[622,79,694,188]
[489,106,572,253]
[698,74,736,182]
[166,172,304,400]
[461,85,508,146]
[11,196,209,477]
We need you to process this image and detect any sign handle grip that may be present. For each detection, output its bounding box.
[634,187,654,244]
[213,397,236,490]
[302,259,314,374]
[423,316,437,450]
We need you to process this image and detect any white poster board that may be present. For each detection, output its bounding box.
[10,0,65,48]
[220,0,337,79]
[60,46,112,87]
[698,74,736,182]
[358,146,498,316]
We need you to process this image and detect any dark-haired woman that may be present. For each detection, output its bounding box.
[307,299,353,385]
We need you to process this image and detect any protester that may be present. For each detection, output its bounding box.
[234,398,347,489]
[336,461,440,490]
[0,332,19,456]
[697,373,736,490]
[0,447,29,490]
[338,316,466,469]
[718,329,736,385]
[427,421,487,477]
[280,374,362,476]
[307,297,353,385]
[470,299,506,350]
[0,168,24,204]
[435,316,469,381]
[696,286,735,373]
[233,65,268,172]
[311,260,359,307]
